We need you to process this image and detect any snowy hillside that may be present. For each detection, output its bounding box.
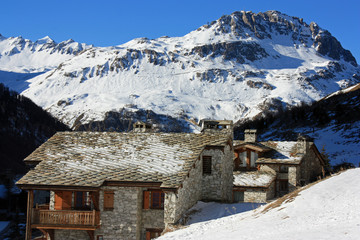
[0,34,91,92]
[1,11,360,129]
[159,168,360,240]
[235,83,360,165]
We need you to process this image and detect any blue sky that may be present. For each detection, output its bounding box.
[1,0,359,61]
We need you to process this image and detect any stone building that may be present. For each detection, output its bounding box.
[233,130,325,203]
[17,123,234,240]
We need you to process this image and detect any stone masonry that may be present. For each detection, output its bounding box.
[201,145,233,201]
[164,143,233,227]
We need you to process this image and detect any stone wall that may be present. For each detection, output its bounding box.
[95,186,140,240]
[244,188,267,203]
[266,180,276,200]
[49,191,54,210]
[288,166,300,192]
[54,229,88,240]
[163,144,233,227]
[300,145,323,184]
[222,145,235,201]
[164,155,202,226]
[201,145,233,201]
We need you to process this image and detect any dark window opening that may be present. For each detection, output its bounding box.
[202,156,212,175]
[279,180,289,192]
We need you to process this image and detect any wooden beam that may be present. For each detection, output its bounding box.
[25,190,34,240]
[103,181,162,187]
[18,185,99,191]
[32,224,98,230]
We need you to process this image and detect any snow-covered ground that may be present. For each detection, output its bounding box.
[159,168,360,240]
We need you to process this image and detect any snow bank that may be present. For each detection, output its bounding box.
[159,169,360,240]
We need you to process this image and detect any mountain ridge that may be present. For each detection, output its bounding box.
[0,10,359,131]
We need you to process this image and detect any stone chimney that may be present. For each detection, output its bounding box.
[133,121,152,132]
[244,129,257,142]
[297,134,308,154]
[199,119,233,139]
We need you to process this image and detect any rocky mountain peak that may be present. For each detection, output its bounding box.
[197,11,357,66]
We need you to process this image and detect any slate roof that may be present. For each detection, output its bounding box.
[233,171,276,187]
[17,131,230,189]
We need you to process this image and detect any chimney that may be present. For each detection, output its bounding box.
[199,119,233,139]
[297,134,308,154]
[244,129,257,142]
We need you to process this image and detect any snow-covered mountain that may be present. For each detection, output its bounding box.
[1,11,360,130]
[158,168,360,240]
[0,34,92,91]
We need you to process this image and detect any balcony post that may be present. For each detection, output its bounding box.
[25,190,34,240]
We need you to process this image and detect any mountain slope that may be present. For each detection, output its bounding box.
[159,168,360,240]
[2,11,360,130]
[0,83,69,174]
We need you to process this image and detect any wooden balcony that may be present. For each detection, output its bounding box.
[31,209,100,230]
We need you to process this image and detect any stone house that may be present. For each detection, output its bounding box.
[17,125,234,240]
[232,130,325,203]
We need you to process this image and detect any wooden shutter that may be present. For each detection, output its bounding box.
[54,191,72,210]
[143,191,150,209]
[54,191,63,210]
[90,192,99,210]
[62,191,72,210]
[145,231,151,240]
[103,191,114,210]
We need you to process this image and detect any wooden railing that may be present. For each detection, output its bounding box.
[32,209,100,227]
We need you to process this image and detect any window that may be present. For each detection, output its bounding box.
[103,191,114,211]
[97,236,104,240]
[233,190,244,202]
[143,190,165,209]
[146,229,163,240]
[75,191,91,210]
[239,152,247,167]
[250,151,258,167]
[202,156,212,175]
[236,150,257,169]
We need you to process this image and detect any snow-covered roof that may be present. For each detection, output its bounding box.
[258,141,304,164]
[233,140,305,164]
[17,131,230,189]
[233,171,275,187]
